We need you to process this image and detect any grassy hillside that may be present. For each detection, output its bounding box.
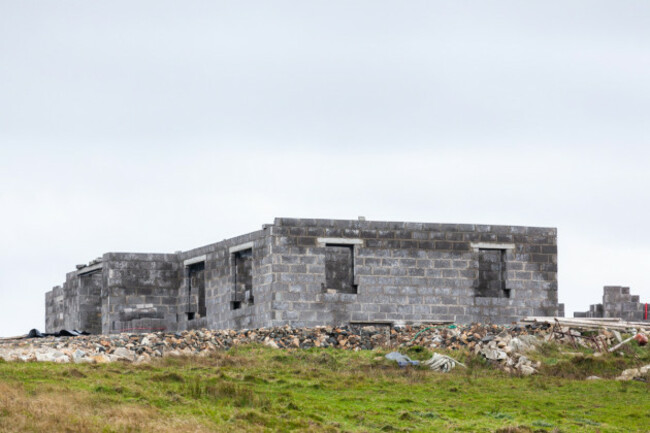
[0,343,648,432]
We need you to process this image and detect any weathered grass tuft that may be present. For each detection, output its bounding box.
[0,381,214,433]
[181,376,271,409]
[539,353,630,379]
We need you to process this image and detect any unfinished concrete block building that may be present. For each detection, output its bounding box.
[45,217,562,334]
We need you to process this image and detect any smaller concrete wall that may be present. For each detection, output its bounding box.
[45,285,64,332]
[574,286,648,321]
[44,265,103,334]
[101,253,181,334]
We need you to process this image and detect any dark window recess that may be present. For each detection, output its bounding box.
[187,261,206,319]
[476,249,508,298]
[232,248,253,310]
[325,244,357,294]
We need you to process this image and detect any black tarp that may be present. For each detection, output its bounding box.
[27,329,90,338]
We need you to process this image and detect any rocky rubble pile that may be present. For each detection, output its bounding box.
[403,323,549,375]
[0,323,550,372]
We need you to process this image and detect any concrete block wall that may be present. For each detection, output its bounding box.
[101,253,181,334]
[44,229,275,334]
[175,227,274,331]
[45,285,64,331]
[44,266,103,334]
[60,271,83,331]
[602,286,647,321]
[574,286,648,321]
[267,218,559,326]
[573,303,604,318]
[45,217,562,333]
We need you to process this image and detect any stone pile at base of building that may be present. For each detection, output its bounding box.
[0,323,550,374]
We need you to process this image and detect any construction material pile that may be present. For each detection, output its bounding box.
[521,317,648,352]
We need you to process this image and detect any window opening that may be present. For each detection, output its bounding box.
[476,248,508,298]
[325,244,357,294]
[232,248,253,310]
[187,261,205,319]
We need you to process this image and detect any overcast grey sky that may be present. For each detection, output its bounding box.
[1,1,649,336]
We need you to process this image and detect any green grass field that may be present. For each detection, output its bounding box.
[0,343,648,432]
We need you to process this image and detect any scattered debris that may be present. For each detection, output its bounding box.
[385,352,420,367]
[27,329,90,338]
[0,329,91,341]
[608,333,648,352]
[523,317,649,353]
[522,316,648,332]
[634,333,648,346]
[480,347,508,361]
[476,334,540,375]
[547,322,610,352]
[613,330,623,343]
[423,353,465,372]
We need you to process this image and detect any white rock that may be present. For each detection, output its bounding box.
[516,355,529,367]
[92,354,110,364]
[135,353,151,364]
[35,351,55,362]
[19,354,35,362]
[480,347,508,361]
[519,365,536,376]
[53,352,70,363]
[111,347,134,361]
[73,349,86,363]
[509,337,537,353]
[35,349,69,363]
[616,368,640,381]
